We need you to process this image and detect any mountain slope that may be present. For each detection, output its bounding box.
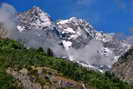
[13,6,131,71]
[0,38,132,89]
[112,47,133,84]
[57,17,130,71]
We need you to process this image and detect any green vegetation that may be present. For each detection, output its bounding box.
[0,38,133,89]
[0,72,21,89]
[47,48,54,56]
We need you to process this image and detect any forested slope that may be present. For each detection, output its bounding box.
[0,38,132,89]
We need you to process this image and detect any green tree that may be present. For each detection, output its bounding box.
[37,47,44,53]
[47,48,54,56]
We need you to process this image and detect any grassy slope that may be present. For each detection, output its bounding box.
[0,38,132,89]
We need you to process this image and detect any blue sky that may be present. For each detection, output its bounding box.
[0,0,132,34]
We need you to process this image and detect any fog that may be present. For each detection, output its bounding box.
[0,3,17,38]
[68,40,115,67]
[10,29,67,57]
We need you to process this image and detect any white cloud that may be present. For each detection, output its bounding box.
[0,3,17,37]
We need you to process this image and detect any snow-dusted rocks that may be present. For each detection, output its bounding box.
[17,6,54,32]
[57,17,96,40]
[15,7,131,71]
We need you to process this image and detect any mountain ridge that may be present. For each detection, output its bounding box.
[12,6,131,71]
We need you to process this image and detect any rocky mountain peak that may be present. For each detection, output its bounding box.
[17,6,53,32]
[57,17,96,42]
[57,17,94,32]
[30,6,43,13]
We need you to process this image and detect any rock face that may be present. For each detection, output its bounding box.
[17,6,53,31]
[57,17,95,49]
[7,67,95,89]
[12,6,131,71]
[112,47,133,84]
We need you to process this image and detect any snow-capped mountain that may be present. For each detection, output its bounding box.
[56,17,131,71]
[57,17,96,49]
[14,6,131,71]
[17,6,54,32]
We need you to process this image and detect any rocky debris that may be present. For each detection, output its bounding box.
[7,67,94,89]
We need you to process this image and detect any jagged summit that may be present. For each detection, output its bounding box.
[57,17,96,41]
[29,6,52,20]
[30,6,43,12]
[57,17,89,25]
[17,6,54,32]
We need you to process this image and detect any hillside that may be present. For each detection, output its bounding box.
[112,47,133,84]
[0,38,132,89]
